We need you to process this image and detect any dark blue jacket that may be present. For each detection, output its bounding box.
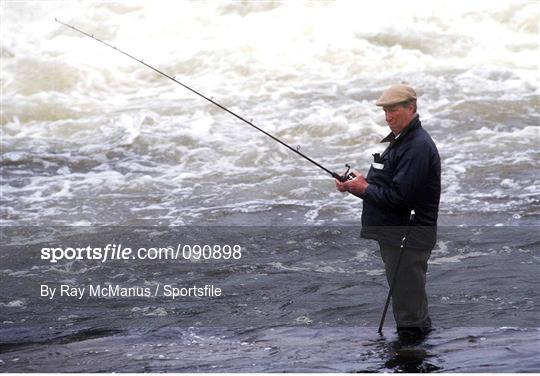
[360,115,441,250]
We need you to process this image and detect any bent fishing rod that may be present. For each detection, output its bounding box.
[55,19,356,182]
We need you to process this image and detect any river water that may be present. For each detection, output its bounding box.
[1,0,539,372]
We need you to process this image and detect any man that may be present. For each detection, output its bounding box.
[335,84,441,339]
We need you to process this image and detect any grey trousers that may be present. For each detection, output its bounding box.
[379,242,432,328]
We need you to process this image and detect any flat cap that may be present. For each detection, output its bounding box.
[376,84,417,106]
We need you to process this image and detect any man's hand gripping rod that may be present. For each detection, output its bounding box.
[55,18,356,183]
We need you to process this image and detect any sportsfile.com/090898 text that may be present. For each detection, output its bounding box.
[40,244,243,263]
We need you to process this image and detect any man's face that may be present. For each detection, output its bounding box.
[383,102,414,135]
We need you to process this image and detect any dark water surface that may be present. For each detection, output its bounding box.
[1,225,538,372]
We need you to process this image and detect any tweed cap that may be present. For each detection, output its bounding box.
[376,84,417,106]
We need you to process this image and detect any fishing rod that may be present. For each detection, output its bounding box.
[55,18,356,182]
[378,213,415,335]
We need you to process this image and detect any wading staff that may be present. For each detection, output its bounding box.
[55,18,355,182]
[377,214,415,334]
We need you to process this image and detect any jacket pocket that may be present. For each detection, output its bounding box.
[367,163,393,187]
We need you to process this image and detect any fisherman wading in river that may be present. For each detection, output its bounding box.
[56,21,442,340]
[335,84,441,341]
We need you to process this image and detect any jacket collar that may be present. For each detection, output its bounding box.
[380,114,421,144]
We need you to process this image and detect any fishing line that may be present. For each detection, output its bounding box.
[55,19,355,182]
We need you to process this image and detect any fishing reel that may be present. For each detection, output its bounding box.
[333,164,357,183]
